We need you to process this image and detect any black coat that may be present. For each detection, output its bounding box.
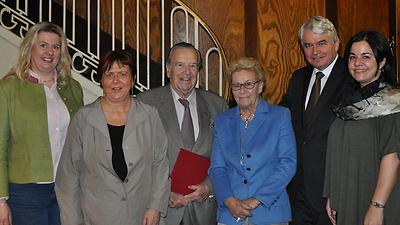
[280,56,347,211]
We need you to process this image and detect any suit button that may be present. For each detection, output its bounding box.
[128,162,133,167]
[121,197,126,201]
[125,179,129,183]
[303,141,307,145]
[243,179,248,184]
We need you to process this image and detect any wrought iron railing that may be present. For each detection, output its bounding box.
[0,0,228,98]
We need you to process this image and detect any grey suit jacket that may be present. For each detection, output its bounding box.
[138,85,228,225]
[55,97,170,225]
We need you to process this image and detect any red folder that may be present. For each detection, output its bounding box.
[171,148,210,195]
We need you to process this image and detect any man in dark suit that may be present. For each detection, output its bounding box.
[138,42,228,225]
[280,16,346,225]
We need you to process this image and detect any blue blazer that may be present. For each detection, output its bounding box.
[209,99,296,225]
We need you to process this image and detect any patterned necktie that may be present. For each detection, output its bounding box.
[178,98,195,149]
[304,72,324,125]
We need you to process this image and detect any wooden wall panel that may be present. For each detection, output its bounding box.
[252,0,325,103]
[179,0,245,62]
[174,0,245,93]
[196,0,245,92]
[337,0,390,55]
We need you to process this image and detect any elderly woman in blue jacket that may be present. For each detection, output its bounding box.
[209,57,296,225]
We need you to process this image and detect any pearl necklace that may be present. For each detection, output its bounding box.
[240,112,255,129]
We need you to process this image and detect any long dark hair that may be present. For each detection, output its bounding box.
[344,31,397,87]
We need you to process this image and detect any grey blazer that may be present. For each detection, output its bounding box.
[138,85,228,225]
[55,97,170,225]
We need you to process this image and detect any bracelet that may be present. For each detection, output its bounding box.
[370,201,385,208]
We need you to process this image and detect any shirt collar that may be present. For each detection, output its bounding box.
[313,54,338,78]
[27,69,57,84]
[170,86,196,104]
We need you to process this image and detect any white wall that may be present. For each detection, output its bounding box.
[0,26,19,79]
[0,26,102,104]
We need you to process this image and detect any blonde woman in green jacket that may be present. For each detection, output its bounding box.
[0,21,83,225]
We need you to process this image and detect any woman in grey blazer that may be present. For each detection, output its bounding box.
[55,50,170,225]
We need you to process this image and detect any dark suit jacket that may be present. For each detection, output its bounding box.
[137,85,228,225]
[280,57,346,211]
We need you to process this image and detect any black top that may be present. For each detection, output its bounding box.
[107,124,127,181]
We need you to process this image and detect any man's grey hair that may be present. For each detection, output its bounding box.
[298,16,338,48]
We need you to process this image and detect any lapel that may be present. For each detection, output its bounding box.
[301,67,313,119]
[85,98,116,174]
[86,98,110,140]
[192,89,211,151]
[228,99,270,149]
[305,57,345,126]
[242,99,269,146]
[158,85,183,147]
[227,106,241,155]
[122,99,146,145]
[122,99,149,175]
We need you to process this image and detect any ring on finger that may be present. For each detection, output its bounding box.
[236,217,242,222]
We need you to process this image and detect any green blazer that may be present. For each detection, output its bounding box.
[0,75,83,197]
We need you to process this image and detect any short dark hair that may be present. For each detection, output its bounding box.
[344,31,397,86]
[97,50,136,83]
[166,42,202,70]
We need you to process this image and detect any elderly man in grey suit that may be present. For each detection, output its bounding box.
[138,42,228,225]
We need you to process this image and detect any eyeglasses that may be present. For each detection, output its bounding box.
[231,80,261,91]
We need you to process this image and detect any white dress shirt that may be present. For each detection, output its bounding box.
[304,55,339,109]
[29,70,70,182]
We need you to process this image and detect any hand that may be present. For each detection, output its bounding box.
[224,197,252,221]
[184,183,210,203]
[0,202,12,225]
[142,208,160,225]
[326,198,337,225]
[364,205,383,225]
[242,197,260,210]
[169,192,189,208]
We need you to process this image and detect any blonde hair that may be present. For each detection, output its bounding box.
[5,21,72,81]
[227,57,266,84]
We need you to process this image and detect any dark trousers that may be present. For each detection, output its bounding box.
[290,190,331,225]
[8,183,61,225]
